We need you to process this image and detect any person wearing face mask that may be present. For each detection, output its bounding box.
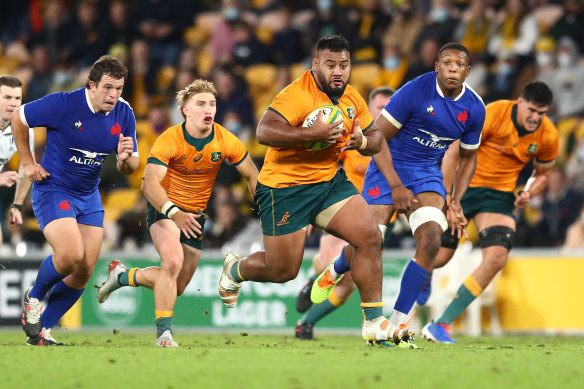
[412,0,458,56]
[422,81,558,343]
[484,50,520,103]
[375,42,409,90]
[548,37,584,119]
[534,36,557,87]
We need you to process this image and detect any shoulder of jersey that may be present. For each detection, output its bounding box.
[117,96,134,112]
[464,83,485,107]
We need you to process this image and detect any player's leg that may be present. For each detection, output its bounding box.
[390,191,447,328]
[23,218,84,338]
[32,223,103,346]
[433,213,514,328]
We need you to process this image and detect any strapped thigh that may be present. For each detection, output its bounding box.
[478,225,515,251]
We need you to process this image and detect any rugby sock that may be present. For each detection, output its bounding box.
[155,310,173,337]
[118,268,140,287]
[437,275,483,325]
[333,245,351,275]
[361,301,384,321]
[229,260,244,282]
[41,281,84,329]
[301,290,346,325]
[30,255,66,301]
[391,259,430,325]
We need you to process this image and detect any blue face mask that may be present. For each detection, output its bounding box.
[498,63,513,76]
[225,120,242,134]
[224,7,239,21]
[318,0,333,12]
[383,56,400,70]
[432,8,449,22]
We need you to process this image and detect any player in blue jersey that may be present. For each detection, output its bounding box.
[12,55,139,346]
[311,43,485,346]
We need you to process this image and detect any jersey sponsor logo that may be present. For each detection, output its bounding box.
[276,211,291,226]
[69,148,109,165]
[59,200,71,212]
[346,107,355,119]
[211,152,222,162]
[75,120,83,130]
[110,123,122,137]
[193,153,203,162]
[427,105,435,115]
[368,186,380,199]
[527,144,538,154]
[457,110,468,124]
[413,129,454,149]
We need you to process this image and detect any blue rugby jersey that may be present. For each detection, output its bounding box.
[381,71,485,167]
[21,88,137,194]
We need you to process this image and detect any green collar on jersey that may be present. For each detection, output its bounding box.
[182,122,214,151]
[511,104,541,137]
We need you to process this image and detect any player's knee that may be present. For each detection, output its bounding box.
[441,228,459,250]
[72,263,94,285]
[479,226,515,251]
[162,256,184,277]
[55,247,85,268]
[269,265,297,283]
[357,223,382,250]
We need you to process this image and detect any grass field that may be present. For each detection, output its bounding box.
[1,331,584,389]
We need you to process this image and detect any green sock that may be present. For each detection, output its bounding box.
[301,299,337,325]
[118,268,139,287]
[361,301,384,321]
[155,317,172,338]
[229,260,244,282]
[437,276,483,325]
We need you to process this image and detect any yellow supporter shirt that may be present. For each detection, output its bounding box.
[470,100,558,192]
[339,150,370,192]
[258,70,374,188]
[147,122,248,211]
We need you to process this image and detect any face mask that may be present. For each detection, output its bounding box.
[432,8,449,22]
[383,56,400,70]
[224,7,239,21]
[498,63,513,75]
[558,53,572,68]
[54,71,69,85]
[225,120,242,134]
[317,0,333,12]
[536,53,553,67]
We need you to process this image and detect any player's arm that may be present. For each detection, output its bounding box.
[11,108,49,181]
[256,109,342,147]
[116,134,140,174]
[373,113,417,213]
[141,163,202,238]
[515,160,554,209]
[234,154,258,195]
[441,140,461,203]
[340,119,383,156]
[9,160,34,226]
[448,147,478,238]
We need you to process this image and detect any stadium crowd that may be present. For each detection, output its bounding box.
[1,0,583,255]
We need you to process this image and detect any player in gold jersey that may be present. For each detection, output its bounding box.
[217,35,412,345]
[295,86,394,340]
[97,79,258,346]
[422,81,558,343]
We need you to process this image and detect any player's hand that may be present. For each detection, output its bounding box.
[392,185,418,214]
[341,118,365,152]
[447,200,468,239]
[514,190,531,210]
[0,171,19,187]
[9,207,23,226]
[310,109,344,144]
[23,161,50,182]
[171,210,202,239]
[117,134,134,162]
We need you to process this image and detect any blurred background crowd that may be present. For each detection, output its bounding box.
[0,0,583,256]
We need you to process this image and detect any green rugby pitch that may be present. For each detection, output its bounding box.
[1,331,583,389]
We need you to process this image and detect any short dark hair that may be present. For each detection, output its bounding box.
[316,34,350,53]
[368,86,395,104]
[85,55,128,88]
[521,81,553,106]
[438,42,470,62]
[0,75,22,89]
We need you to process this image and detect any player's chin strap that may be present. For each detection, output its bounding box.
[408,206,448,236]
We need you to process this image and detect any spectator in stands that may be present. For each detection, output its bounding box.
[231,20,271,68]
[454,0,494,61]
[25,46,52,102]
[549,0,584,54]
[484,50,521,103]
[124,38,161,118]
[68,0,108,69]
[212,65,253,127]
[488,0,538,61]
[413,0,459,53]
[205,200,248,249]
[307,0,349,44]
[374,41,409,90]
[548,37,584,119]
[105,0,134,49]
[401,37,439,85]
[383,0,425,62]
[29,0,73,65]
[534,36,557,87]
[345,0,391,64]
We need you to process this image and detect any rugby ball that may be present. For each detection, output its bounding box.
[302,105,344,150]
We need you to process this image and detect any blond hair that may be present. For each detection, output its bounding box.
[177,79,218,119]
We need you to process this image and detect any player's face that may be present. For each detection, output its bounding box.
[312,49,351,97]
[435,49,470,96]
[0,85,23,126]
[89,74,124,113]
[517,98,549,132]
[183,92,217,131]
[368,93,391,120]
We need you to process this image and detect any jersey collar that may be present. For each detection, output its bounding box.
[182,122,214,151]
[435,78,466,101]
[310,71,342,105]
[84,88,109,116]
[511,103,539,137]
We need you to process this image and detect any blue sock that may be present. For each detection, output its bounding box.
[41,281,84,329]
[333,245,351,274]
[393,259,431,314]
[29,255,65,301]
